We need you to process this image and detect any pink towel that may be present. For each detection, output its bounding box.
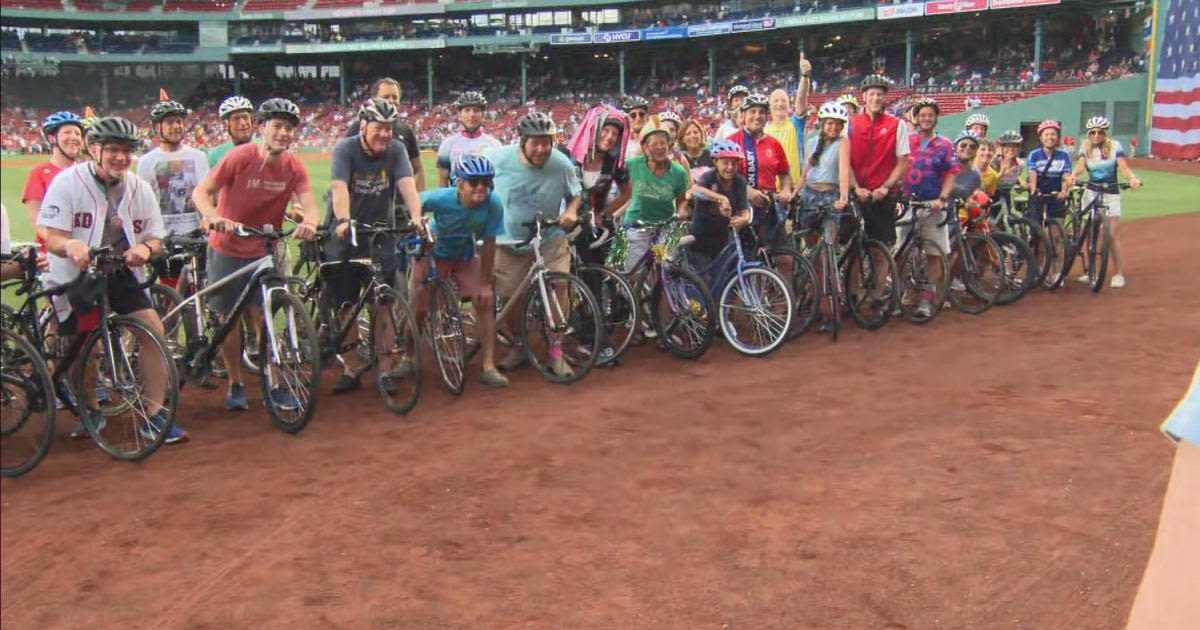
[566,105,631,171]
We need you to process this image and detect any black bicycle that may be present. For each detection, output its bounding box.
[893,198,952,324]
[1062,181,1133,293]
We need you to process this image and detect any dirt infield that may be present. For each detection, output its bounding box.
[1129,157,1200,176]
[3,214,1198,629]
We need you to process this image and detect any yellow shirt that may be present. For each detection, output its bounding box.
[764,115,805,184]
[981,166,999,197]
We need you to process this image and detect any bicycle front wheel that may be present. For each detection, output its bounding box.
[258,291,320,433]
[990,232,1039,305]
[520,271,602,382]
[370,286,421,414]
[949,233,1003,315]
[845,239,896,330]
[428,278,467,395]
[769,247,820,339]
[1041,219,1068,290]
[648,265,716,360]
[718,266,793,356]
[896,238,949,324]
[1086,216,1112,293]
[1,328,55,477]
[576,264,638,364]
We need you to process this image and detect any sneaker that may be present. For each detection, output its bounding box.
[480,368,510,388]
[1077,273,1092,284]
[139,409,189,445]
[596,346,619,367]
[915,300,933,319]
[498,349,527,371]
[331,372,361,395]
[69,409,105,440]
[269,386,301,412]
[226,383,249,411]
[950,278,966,292]
[1110,274,1126,289]
[548,356,575,379]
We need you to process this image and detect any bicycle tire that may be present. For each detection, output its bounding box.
[71,315,179,461]
[896,237,949,324]
[1089,216,1111,293]
[258,291,320,434]
[1,328,55,477]
[948,233,1002,315]
[147,283,186,357]
[1042,219,1068,290]
[577,263,639,364]
[845,239,896,330]
[768,247,820,338]
[648,265,716,360]
[428,277,467,395]
[718,266,793,356]
[370,286,421,415]
[811,242,840,341]
[1008,217,1050,286]
[520,271,602,382]
[989,232,1039,305]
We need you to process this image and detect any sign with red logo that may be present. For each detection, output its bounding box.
[925,0,988,14]
[990,0,1060,8]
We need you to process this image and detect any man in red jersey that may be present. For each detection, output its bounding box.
[848,74,911,247]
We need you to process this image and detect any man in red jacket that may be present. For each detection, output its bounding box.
[849,74,910,246]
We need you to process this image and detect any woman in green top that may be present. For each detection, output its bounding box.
[619,120,690,273]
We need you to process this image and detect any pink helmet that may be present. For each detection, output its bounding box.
[1037,119,1062,135]
[711,139,746,161]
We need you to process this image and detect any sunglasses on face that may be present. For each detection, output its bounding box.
[629,111,647,119]
[464,177,492,188]
[1088,130,1106,135]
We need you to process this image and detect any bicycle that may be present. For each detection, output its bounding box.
[971,200,1039,306]
[893,198,952,324]
[1062,181,1132,293]
[407,219,469,395]
[682,224,793,355]
[566,216,638,366]
[1021,188,1071,291]
[161,225,320,433]
[945,198,1004,315]
[1,295,55,477]
[993,185,1058,290]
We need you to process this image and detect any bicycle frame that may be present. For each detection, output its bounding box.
[493,219,565,340]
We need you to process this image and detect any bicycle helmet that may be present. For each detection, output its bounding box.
[656,110,682,127]
[860,74,892,92]
[1036,119,1062,135]
[1085,115,1110,131]
[517,111,557,138]
[622,95,650,113]
[965,113,990,129]
[454,91,487,108]
[711,139,746,161]
[150,99,188,123]
[218,95,254,120]
[998,130,1023,145]
[86,116,140,147]
[727,84,750,99]
[837,94,860,109]
[453,154,495,181]
[42,110,83,136]
[358,97,399,124]
[910,97,940,117]
[953,129,981,147]
[257,98,301,125]
[638,119,671,144]
[740,93,770,112]
[817,101,849,123]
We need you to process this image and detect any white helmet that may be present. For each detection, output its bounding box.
[817,101,850,123]
[1085,115,1111,130]
[218,95,254,120]
[965,113,990,129]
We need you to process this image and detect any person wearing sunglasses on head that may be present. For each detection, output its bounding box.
[1070,115,1141,289]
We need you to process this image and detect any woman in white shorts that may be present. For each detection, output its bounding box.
[1071,115,1141,289]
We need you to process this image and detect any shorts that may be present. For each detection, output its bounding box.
[860,191,901,247]
[494,235,570,300]
[58,268,152,334]
[321,232,400,308]
[896,205,950,256]
[409,255,486,312]
[205,247,265,315]
[799,186,839,213]
[1081,189,1122,218]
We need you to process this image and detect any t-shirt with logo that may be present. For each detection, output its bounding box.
[137,145,210,235]
[904,132,959,201]
[326,135,414,227]
[418,187,504,261]
[726,129,791,192]
[1079,140,1125,184]
[206,142,312,259]
[622,155,690,225]
[1026,146,1072,194]
[436,130,501,184]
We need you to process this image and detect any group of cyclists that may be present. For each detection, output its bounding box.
[0,56,1143,473]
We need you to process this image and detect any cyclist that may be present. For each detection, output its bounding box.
[837,94,860,117]
[564,105,632,264]
[410,154,506,387]
[849,74,910,248]
[622,95,650,159]
[137,100,209,276]
[1026,119,1072,224]
[620,118,691,273]
[715,85,750,142]
[764,52,814,185]
[900,97,957,318]
[1071,115,1141,289]
[727,93,793,254]
[688,139,751,266]
[207,96,255,167]
[323,97,423,394]
[190,98,321,412]
[796,102,852,236]
[37,117,185,444]
[23,111,84,243]
[436,91,500,187]
[483,112,582,378]
[965,113,991,141]
[974,139,999,198]
[344,77,425,191]
[678,118,712,182]
[992,130,1026,215]
[655,110,692,174]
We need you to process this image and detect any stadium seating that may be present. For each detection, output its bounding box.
[241,0,305,11]
[313,0,364,7]
[0,0,62,8]
[163,0,234,11]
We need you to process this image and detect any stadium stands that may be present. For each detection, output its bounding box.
[163,0,234,11]
[0,0,62,8]
[241,0,305,11]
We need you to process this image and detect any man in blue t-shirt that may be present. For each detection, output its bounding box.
[411,154,506,387]
[1026,119,1073,222]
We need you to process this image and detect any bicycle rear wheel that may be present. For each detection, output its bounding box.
[258,291,320,433]
[844,239,896,330]
[520,271,602,383]
[990,232,1039,305]
[768,247,819,339]
[428,278,467,395]
[72,315,179,461]
[1,328,55,477]
[718,266,793,356]
[576,263,638,364]
[896,238,949,324]
[648,265,716,360]
[949,233,1003,315]
[370,286,421,414]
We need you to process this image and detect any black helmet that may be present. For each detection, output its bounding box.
[739,93,770,112]
[150,100,188,123]
[860,74,892,92]
[257,98,301,125]
[455,91,488,108]
[910,96,939,116]
[517,111,557,138]
[86,116,140,147]
[359,97,399,124]
[622,95,649,112]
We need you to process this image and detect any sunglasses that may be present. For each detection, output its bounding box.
[1088,130,1106,135]
[629,111,647,119]
[464,177,492,188]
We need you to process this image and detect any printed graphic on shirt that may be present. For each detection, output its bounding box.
[353,168,390,198]
[154,159,203,233]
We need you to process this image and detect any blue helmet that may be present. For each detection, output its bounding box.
[453,154,495,181]
[42,110,83,136]
[953,130,981,147]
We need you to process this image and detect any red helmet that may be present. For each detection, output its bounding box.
[1037,119,1062,135]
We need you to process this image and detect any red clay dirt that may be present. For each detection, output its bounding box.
[3,214,1199,629]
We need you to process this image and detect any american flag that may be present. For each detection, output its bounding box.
[1151,0,1200,160]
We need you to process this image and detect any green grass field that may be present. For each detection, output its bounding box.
[2,152,1196,243]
